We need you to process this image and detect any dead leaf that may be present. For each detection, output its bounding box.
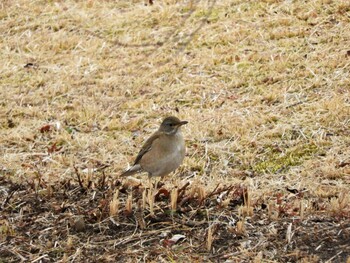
[48,142,62,153]
[162,234,186,247]
[40,125,52,133]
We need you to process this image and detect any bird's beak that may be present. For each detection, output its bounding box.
[178,121,188,126]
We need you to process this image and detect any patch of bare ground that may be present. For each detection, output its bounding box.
[1,173,349,262]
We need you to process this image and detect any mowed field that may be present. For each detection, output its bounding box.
[1,0,350,262]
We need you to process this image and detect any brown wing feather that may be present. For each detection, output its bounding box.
[133,132,161,165]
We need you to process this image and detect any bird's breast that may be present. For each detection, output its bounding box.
[140,132,185,177]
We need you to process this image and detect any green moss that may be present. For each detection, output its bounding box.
[193,8,221,23]
[0,223,15,237]
[252,143,319,174]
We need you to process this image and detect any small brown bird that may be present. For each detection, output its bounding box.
[120,116,188,178]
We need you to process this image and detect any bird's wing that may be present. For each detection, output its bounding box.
[133,132,161,165]
[120,164,142,177]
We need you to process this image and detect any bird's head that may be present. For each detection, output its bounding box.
[159,116,188,135]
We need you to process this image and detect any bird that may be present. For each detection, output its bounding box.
[120,116,188,179]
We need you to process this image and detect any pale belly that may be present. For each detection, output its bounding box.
[150,149,185,177]
[141,133,186,177]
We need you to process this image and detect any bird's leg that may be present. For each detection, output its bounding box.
[148,175,160,190]
[148,174,152,190]
[171,172,178,187]
[154,176,161,190]
[148,174,155,217]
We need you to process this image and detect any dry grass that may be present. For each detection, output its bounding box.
[1,0,350,262]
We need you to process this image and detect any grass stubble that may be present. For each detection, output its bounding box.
[0,0,350,262]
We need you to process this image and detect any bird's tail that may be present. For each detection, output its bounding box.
[120,164,142,177]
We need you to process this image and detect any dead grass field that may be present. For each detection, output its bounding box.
[1,0,350,262]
